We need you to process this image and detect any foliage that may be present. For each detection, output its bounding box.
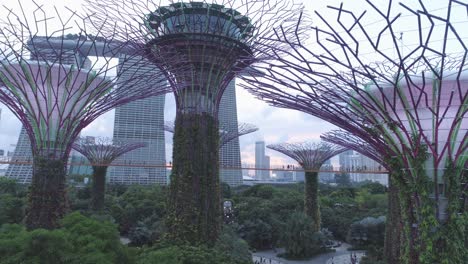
[334,173,351,187]
[281,212,328,259]
[214,226,252,264]
[167,113,221,245]
[222,182,232,198]
[234,185,303,249]
[347,216,385,249]
[0,212,132,264]
[0,194,25,225]
[106,185,166,235]
[0,177,27,196]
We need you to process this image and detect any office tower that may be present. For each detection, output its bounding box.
[255,141,270,180]
[5,127,33,183]
[218,79,243,186]
[108,56,166,185]
[255,141,265,179]
[6,39,89,183]
[338,150,387,185]
[263,155,270,179]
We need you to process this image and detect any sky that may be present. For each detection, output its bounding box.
[0,0,463,169]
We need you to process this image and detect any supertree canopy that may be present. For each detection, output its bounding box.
[240,1,467,262]
[85,0,306,244]
[321,130,402,263]
[267,142,346,231]
[72,137,146,211]
[0,3,170,229]
[164,120,258,147]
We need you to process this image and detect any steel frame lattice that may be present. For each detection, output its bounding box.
[267,142,346,170]
[240,0,467,262]
[72,137,147,166]
[84,0,307,116]
[84,0,307,244]
[164,120,258,147]
[0,1,171,229]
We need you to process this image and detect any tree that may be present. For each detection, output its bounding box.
[335,173,351,187]
[268,142,346,231]
[282,212,327,259]
[72,137,146,211]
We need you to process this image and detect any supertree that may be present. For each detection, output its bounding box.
[0,3,171,229]
[84,0,306,244]
[239,1,467,262]
[321,130,402,263]
[267,142,346,231]
[164,121,258,148]
[72,137,146,211]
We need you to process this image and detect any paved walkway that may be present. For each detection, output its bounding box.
[252,243,365,264]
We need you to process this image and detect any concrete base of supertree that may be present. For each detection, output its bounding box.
[91,166,108,212]
[25,156,68,230]
[304,171,320,232]
[167,112,221,245]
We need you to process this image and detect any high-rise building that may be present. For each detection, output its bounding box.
[255,141,270,180]
[338,150,388,185]
[5,127,33,183]
[108,56,167,185]
[263,155,270,179]
[255,141,265,179]
[218,79,243,186]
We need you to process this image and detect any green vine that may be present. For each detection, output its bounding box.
[91,166,108,212]
[304,171,320,232]
[25,156,68,230]
[166,112,221,246]
[386,145,467,264]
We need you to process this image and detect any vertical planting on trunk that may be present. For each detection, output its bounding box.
[167,112,221,245]
[384,173,403,264]
[25,156,68,230]
[91,166,108,212]
[304,171,320,232]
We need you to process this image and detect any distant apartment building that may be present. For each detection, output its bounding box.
[338,150,388,185]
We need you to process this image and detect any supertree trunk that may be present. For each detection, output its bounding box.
[384,174,403,264]
[167,112,221,245]
[304,171,320,232]
[91,166,108,212]
[25,156,68,229]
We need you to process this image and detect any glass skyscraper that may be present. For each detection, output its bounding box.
[218,79,243,186]
[108,56,167,185]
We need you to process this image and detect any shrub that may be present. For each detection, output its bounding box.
[282,212,328,259]
[0,212,133,264]
[347,216,386,249]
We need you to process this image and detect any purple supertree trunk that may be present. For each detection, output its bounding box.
[85,0,307,244]
[267,142,346,232]
[0,2,170,229]
[240,1,467,262]
[72,137,146,211]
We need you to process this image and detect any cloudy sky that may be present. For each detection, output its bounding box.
[0,0,461,168]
